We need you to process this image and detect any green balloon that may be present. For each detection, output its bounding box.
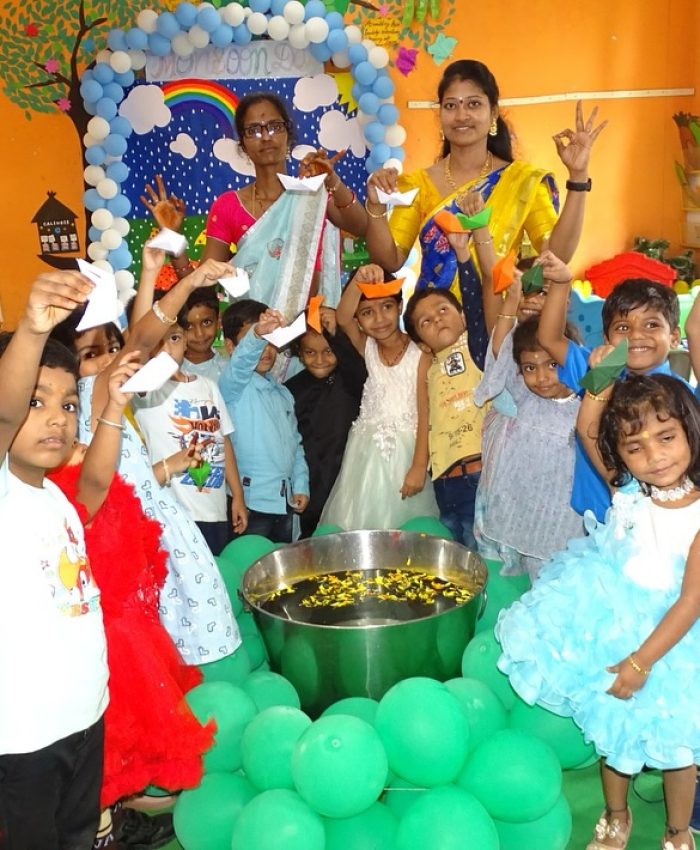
[458,729,562,822]
[217,535,278,598]
[321,697,379,726]
[494,793,572,850]
[241,706,312,791]
[509,697,595,769]
[173,772,255,850]
[375,678,469,787]
[324,802,398,850]
[200,646,252,687]
[280,634,321,711]
[312,523,344,537]
[461,630,518,709]
[382,777,428,819]
[444,677,508,749]
[475,560,528,635]
[231,789,324,850]
[242,671,301,711]
[399,516,454,539]
[292,715,388,818]
[242,632,268,670]
[185,682,258,773]
[236,608,259,637]
[395,785,498,850]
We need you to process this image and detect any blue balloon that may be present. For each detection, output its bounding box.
[354,61,378,86]
[390,146,406,162]
[84,100,98,116]
[92,63,114,85]
[107,29,128,52]
[106,192,131,216]
[106,161,130,183]
[157,11,181,38]
[372,143,391,164]
[365,156,380,175]
[102,82,124,104]
[378,104,399,126]
[125,27,149,50]
[148,32,172,56]
[174,1,197,27]
[96,98,118,121]
[358,92,380,115]
[88,226,102,242]
[83,189,103,211]
[326,11,344,29]
[85,145,106,166]
[250,0,271,11]
[372,75,395,99]
[108,245,133,271]
[270,0,287,13]
[326,29,348,53]
[351,83,366,101]
[113,70,135,87]
[309,42,332,62]
[81,80,104,103]
[304,0,327,19]
[348,44,368,65]
[109,116,132,139]
[364,121,385,145]
[233,24,252,44]
[211,23,234,47]
[81,69,94,83]
[197,5,221,32]
[104,134,128,157]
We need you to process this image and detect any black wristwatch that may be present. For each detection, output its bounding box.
[565,177,592,192]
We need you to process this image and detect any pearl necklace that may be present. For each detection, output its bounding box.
[650,475,695,503]
[444,151,492,192]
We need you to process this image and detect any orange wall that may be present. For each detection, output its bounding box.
[1,0,698,328]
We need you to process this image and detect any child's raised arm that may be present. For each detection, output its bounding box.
[128,245,165,327]
[535,250,575,366]
[490,272,522,359]
[607,528,700,700]
[0,272,91,464]
[219,309,284,404]
[337,264,384,355]
[575,344,616,484]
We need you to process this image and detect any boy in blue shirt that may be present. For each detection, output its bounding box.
[219,299,309,543]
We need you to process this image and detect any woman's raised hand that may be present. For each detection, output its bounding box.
[298,148,345,180]
[552,101,607,179]
[456,190,484,217]
[186,259,236,288]
[366,166,399,204]
[140,174,186,232]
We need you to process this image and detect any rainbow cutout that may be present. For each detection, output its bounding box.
[162,79,239,129]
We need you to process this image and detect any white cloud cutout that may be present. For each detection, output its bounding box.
[170,133,197,159]
[293,74,338,113]
[291,144,317,161]
[119,85,171,135]
[212,137,255,176]
[318,110,366,158]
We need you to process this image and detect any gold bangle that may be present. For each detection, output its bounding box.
[161,457,171,485]
[152,302,177,325]
[497,313,517,320]
[627,653,651,676]
[96,416,124,431]
[364,198,387,219]
[473,238,493,246]
[334,190,357,210]
[585,389,611,402]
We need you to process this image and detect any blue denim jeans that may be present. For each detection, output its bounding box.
[433,471,480,549]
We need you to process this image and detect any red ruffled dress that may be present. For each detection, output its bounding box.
[50,465,214,807]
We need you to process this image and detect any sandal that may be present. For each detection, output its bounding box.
[662,825,696,850]
[586,807,633,850]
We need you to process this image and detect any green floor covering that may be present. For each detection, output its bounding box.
[160,761,669,849]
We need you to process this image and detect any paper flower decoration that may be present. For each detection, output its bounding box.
[24,22,39,36]
[579,340,628,395]
[492,251,517,295]
[44,59,59,73]
[396,46,418,77]
[427,33,457,66]
[520,263,545,295]
[56,98,72,112]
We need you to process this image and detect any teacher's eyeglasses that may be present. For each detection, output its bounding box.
[242,120,289,139]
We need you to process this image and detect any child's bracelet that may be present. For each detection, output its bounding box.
[627,653,651,676]
[585,390,611,402]
[161,457,171,485]
[364,198,387,219]
[334,190,357,210]
[152,302,177,325]
[96,416,124,431]
[472,237,493,246]
[497,313,517,321]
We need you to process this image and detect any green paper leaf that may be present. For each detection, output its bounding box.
[188,461,212,490]
[579,340,629,395]
[520,263,545,295]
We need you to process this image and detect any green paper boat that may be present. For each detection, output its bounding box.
[579,339,629,395]
[456,207,492,231]
[520,263,545,295]
[188,461,212,490]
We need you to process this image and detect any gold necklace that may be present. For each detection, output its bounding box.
[251,182,281,215]
[380,335,409,367]
[444,150,492,191]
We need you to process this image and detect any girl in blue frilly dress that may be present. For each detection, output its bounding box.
[497,374,700,850]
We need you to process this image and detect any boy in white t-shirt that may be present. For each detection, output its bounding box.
[132,295,247,554]
[0,271,133,848]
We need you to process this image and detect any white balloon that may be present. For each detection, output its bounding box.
[83,132,99,148]
[243,5,252,16]
[91,208,114,230]
[109,51,132,74]
[87,116,111,141]
[87,242,109,261]
[344,24,362,44]
[356,110,374,126]
[114,270,135,292]
[384,124,407,147]
[361,38,375,50]
[172,33,195,56]
[95,49,112,65]
[137,9,158,32]
[383,157,403,174]
[84,165,105,187]
[100,228,122,250]
[222,2,245,25]
[368,45,389,68]
[283,0,305,25]
[187,25,210,48]
[305,17,329,43]
[112,217,130,237]
[92,260,114,273]
[267,15,290,40]
[96,178,119,200]
[332,50,351,68]
[247,12,268,35]
[287,22,309,49]
[128,50,147,71]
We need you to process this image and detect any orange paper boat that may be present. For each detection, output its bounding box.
[357,278,404,299]
[307,295,324,333]
[492,250,517,295]
[433,210,467,234]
